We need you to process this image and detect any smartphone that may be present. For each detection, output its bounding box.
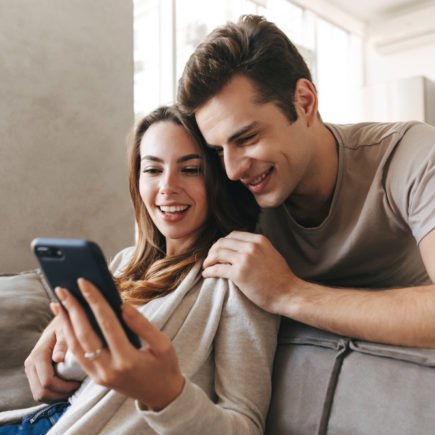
[32,238,141,348]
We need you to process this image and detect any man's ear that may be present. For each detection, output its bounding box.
[294,79,318,127]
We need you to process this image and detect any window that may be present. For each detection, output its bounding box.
[134,0,363,122]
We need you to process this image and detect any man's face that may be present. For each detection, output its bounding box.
[196,74,317,208]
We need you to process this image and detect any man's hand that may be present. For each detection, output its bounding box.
[202,231,297,313]
[203,230,435,348]
[24,317,81,403]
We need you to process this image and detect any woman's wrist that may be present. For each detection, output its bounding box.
[139,375,186,412]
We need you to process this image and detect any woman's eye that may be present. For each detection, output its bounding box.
[142,167,161,174]
[182,166,202,175]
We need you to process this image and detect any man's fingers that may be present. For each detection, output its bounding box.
[211,236,253,252]
[226,230,263,243]
[203,247,243,269]
[204,233,267,268]
[202,263,233,280]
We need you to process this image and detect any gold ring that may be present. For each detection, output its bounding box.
[83,347,104,361]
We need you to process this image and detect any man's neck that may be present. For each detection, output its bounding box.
[286,123,339,228]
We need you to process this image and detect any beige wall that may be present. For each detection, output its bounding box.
[0,1,135,272]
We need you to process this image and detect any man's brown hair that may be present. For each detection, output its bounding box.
[178,15,313,122]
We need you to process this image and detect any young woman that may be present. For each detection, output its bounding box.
[0,106,278,434]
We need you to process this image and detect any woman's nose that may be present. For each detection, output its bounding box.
[159,171,180,195]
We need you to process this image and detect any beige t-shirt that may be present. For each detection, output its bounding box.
[259,121,435,289]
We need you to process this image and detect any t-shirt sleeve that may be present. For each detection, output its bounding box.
[385,123,435,244]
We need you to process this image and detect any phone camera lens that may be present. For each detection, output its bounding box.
[36,246,63,258]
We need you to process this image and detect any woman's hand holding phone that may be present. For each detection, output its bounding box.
[51,279,185,411]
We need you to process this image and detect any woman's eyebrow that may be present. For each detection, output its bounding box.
[177,154,201,163]
[141,155,162,162]
[140,154,200,163]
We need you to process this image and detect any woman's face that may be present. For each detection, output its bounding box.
[139,121,208,255]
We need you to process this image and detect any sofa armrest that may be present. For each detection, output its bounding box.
[267,318,435,435]
[0,270,53,411]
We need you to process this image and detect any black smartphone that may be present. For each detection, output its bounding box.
[32,238,141,348]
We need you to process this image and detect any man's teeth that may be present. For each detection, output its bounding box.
[250,168,272,186]
[159,205,189,213]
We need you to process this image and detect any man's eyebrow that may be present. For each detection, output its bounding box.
[227,122,260,144]
[141,154,200,163]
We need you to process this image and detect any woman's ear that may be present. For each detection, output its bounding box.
[293,79,318,127]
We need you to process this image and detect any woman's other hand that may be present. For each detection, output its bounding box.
[24,316,81,403]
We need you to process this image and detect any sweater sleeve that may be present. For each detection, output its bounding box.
[140,280,280,434]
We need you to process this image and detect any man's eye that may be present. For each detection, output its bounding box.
[239,133,257,145]
[182,166,202,175]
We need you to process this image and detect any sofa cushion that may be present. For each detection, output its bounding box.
[0,270,53,411]
[328,341,435,435]
[266,318,435,435]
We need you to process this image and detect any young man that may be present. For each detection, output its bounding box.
[178,15,435,347]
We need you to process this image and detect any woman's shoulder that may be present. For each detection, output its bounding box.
[197,275,280,339]
[108,246,136,275]
[196,274,232,294]
[198,275,276,318]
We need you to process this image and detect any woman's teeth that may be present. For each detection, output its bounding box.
[159,205,189,213]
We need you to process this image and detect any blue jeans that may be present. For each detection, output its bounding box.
[0,402,70,434]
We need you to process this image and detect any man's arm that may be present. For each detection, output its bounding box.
[24,317,80,402]
[202,229,435,348]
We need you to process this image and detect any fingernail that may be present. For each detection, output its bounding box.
[50,302,60,316]
[55,287,68,302]
[77,278,92,296]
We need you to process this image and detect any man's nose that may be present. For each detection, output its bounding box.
[223,149,250,181]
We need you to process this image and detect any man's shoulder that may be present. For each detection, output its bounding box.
[384,121,435,183]
[326,120,426,150]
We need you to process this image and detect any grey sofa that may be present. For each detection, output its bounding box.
[266,318,435,434]
[2,270,435,434]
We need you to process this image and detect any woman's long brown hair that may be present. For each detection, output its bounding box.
[115,106,259,305]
